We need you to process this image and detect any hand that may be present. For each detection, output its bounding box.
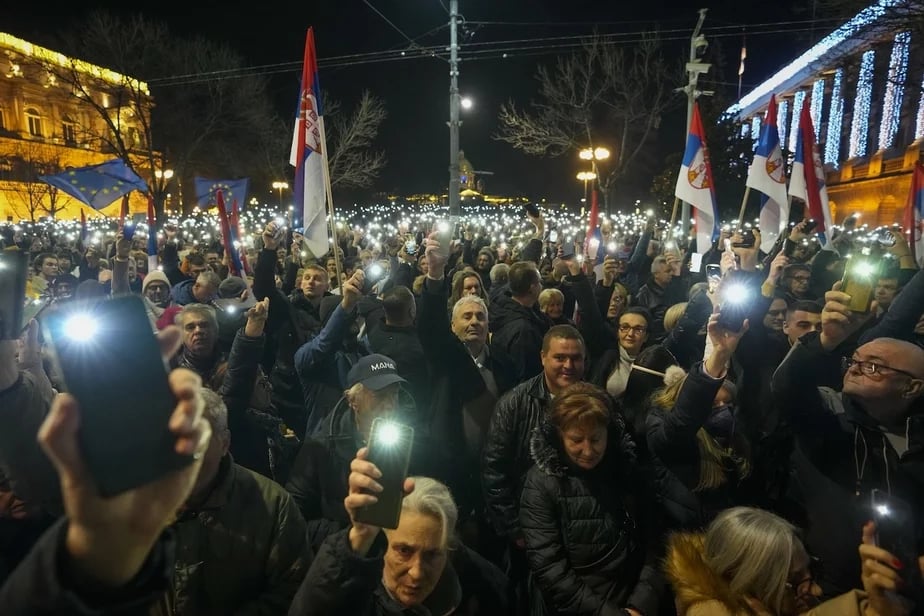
[666,252,682,277]
[705,308,748,375]
[164,224,177,241]
[115,232,131,260]
[566,252,582,277]
[41,326,211,588]
[766,253,789,285]
[244,297,269,337]
[262,222,280,251]
[820,281,875,351]
[889,229,912,258]
[732,230,761,271]
[527,211,545,237]
[351,227,365,246]
[602,256,618,287]
[345,447,414,555]
[625,610,643,616]
[341,270,364,310]
[790,220,810,242]
[424,232,448,280]
[720,247,737,277]
[860,521,924,616]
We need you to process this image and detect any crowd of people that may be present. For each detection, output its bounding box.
[0,201,923,615]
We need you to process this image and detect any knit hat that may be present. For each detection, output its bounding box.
[142,270,170,294]
[213,276,256,312]
[218,276,247,299]
[346,354,407,391]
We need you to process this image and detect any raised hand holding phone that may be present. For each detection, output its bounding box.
[346,446,415,556]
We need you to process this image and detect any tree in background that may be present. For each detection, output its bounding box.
[7,141,72,221]
[323,90,387,191]
[494,33,680,211]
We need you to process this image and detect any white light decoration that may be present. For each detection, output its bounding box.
[740,123,750,139]
[878,31,910,150]
[849,50,875,159]
[810,78,825,139]
[789,90,806,153]
[778,99,790,149]
[825,69,845,166]
[751,116,762,151]
[917,71,924,139]
[726,0,904,118]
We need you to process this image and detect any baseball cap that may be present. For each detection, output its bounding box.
[347,354,407,391]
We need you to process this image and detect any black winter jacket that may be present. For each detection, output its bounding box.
[365,318,430,414]
[482,374,553,539]
[489,292,550,383]
[772,331,924,596]
[291,528,508,616]
[646,363,750,529]
[520,418,663,616]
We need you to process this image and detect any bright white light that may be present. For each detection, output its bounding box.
[778,99,789,149]
[437,221,450,233]
[825,69,844,166]
[876,504,890,517]
[376,422,401,446]
[788,90,806,154]
[723,284,750,305]
[460,97,473,110]
[64,314,98,342]
[810,78,825,140]
[607,242,618,253]
[853,261,876,278]
[879,32,910,150]
[850,50,875,158]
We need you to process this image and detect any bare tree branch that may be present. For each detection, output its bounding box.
[326,91,388,190]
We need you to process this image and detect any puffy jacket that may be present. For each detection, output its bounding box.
[290,528,508,616]
[482,374,553,539]
[772,331,924,596]
[520,418,663,616]
[646,363,750,529]
[665,532,869,616]
[152,456,311,615]
[0,519,173,615]
[489,292,550,383]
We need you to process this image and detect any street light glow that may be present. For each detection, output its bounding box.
[272,181,289,191]
[594,147,610,160]
[460,97,473,110]
[576,171,597,181]
[579,149,594,160]
[154,169,174,180]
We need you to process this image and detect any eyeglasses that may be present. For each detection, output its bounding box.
[842,357,918,380]
[618,325,647,335]
[790,275,811,283]
[786,556,822,600]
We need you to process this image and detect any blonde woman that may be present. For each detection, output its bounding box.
[646,309,751,529]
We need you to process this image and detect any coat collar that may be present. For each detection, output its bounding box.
[529,413,634,479]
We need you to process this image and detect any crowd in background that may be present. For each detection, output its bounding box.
[0,201,923,616]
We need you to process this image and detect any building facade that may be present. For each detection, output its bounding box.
[0,32,152,221]
[727,0,924,226]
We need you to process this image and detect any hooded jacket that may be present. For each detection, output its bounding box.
[290,528,508,616]
[519,417,663,616]
[665,532,868,616]
[489,291,550,383]
[772,331,924,595]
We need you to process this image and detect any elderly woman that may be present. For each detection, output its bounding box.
[666,507,915,616]
[538,287,572,325]
[519,382,663,616]
[292,457,508,616]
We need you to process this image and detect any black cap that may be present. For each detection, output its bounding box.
[347,354,406,391]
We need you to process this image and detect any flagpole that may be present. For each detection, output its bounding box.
[668,196,680,239]
[317,116,344,291]
[737,187,751,227]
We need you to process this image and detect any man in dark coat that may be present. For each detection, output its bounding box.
[772,284,924,596]
[489,261,551,383]
[633,254,688,339]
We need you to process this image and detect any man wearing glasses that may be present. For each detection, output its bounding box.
[772,280,924,599]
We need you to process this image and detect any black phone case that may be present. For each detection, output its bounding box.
[0,252,28,340]
[44,295,192,496]
[355,420,414,530]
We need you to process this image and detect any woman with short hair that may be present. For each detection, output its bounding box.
[519,382,663,616]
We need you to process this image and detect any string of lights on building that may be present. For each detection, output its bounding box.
[810,78,825,140]
[788,90,806,153]
[824,68,844,166]
[878,31,910,151]
[849,49,875,159]
[778,99,789,150]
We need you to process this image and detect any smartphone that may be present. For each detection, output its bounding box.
[871,490,924,603]
[524,203,540,218]
[732,228,755,248]
[43,295,193,496]
[560,242,576,259]
[705,263,721,281]
[841,255,878,313]
[548,230,559,244]
[718,279,751,332]
[355,418,414,529]
[689,253,704,274]
[123,224,136,242]
[783,238,797,258]
[404,239,418,256]
[0,251,28,340]
[803,219,819,234]
[437,221,452,255]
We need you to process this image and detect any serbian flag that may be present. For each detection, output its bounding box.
[230,200,250,275]
[902,162,924,265]
[789,102,834,246]
[119,194,129,228]
[290,28,330,259]
[146,196,158,273]
[79,209,87,244]
[215,190,244,277]
[746,94,790,252]
[674,103,719,253]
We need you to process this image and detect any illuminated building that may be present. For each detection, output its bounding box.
[0,32,152,220]
[726,0,924,226]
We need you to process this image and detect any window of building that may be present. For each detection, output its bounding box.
[25,108,43,137]
[0,108,5,131]
[62,114,77,145]
[0,159,12,181]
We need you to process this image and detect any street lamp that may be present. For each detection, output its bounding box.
[578,147,611,213]
[272,181,289,209]
[154,168,174,212]
[460,96,473,110]
[576,171,597,201]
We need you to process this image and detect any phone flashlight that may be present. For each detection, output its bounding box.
[376,421,402,447]
[274,217,286,227]
[63,313,99,342]
[607,242,618,254]
[876,504,891,517]
[723,283,750,304]
[368,264,384,278]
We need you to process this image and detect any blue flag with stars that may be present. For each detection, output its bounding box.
[39,159,149,210]
[194,177,249,212]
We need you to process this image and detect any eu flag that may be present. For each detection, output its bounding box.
[39,159,149,210]
[194,177,249,212]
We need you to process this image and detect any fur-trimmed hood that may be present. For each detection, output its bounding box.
[665,533,761,616]
[528,412,636,479]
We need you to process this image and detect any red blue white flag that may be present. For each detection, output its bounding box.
[902,162,924,265]
[674,103,719,253]
[789,102,834,247]
[746,94,789,252]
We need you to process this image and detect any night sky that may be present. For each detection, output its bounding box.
[6,0,829,205]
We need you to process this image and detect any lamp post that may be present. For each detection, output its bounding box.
[578,147,610,214]
[576,171,597,202]
[154,168,174,213]
[272,181,289,210]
